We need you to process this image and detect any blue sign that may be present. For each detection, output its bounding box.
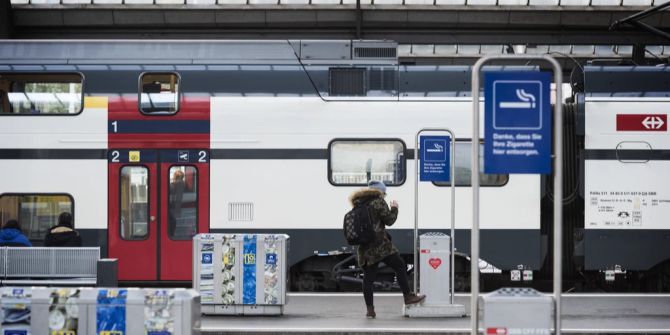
[266,253,277,265]
[243,235,257,305]
[96,289,127,335]
[201,253,212,264]
[419,135,451,182]
[484,72,552,174]
[5,331,27,335]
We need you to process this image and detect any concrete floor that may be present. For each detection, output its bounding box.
[200,293,670,334]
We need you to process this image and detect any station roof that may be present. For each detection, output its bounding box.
[7,0,666,45]
[9,0,660,7]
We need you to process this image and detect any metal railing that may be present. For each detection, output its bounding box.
[10,0,658,7]
[1,247,99,279]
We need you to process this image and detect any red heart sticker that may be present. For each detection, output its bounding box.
[428,258,442,269]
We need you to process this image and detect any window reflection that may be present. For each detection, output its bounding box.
[139,73,179,114]
[0,194,73,240]
[0,73,82,115]
[168,166,198,240]
[330,140,405,185]
[120,166,149,240]
[434,142,508,187]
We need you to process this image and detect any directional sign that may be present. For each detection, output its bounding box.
[178,150,190,162]
[420,135,451,182]
[617,114,667,131]
[484,72,552,174]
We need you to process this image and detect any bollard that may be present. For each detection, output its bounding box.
[96,258,118,287]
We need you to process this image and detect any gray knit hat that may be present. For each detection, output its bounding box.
[368,180,387,194]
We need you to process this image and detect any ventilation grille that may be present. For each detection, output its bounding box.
[354,47,397,59]
[5,247,99,278]
[329,68,367,97]
[229,202,254,221]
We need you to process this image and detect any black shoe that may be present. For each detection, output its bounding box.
[403,293,426,305]
[366,305,376,318]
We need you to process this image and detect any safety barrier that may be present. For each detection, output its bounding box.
[193,233,289,315]
[0,286,200,334]
[0,247,100,285]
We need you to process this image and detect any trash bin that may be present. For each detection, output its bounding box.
[419,232,451,305]
[405,232,465,317]
[193,233,289,315]
[479,287,554,335]
[0,286,201,334]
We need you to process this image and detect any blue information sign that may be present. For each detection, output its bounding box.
[484,72,552,174]
[420,135,451,182]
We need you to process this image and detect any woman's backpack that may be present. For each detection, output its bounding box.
[343,199,376,245]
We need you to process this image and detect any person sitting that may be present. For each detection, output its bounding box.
[44,212,82,247]
[0,220,32,247]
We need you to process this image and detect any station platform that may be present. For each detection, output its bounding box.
[200,292,670,334]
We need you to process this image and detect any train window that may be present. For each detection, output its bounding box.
[0,194,74,241]
[168,166,198,240]
[0,73,83,115]
[329,139,406,186]
[139,73,180,115]
[120,166,149,240]
[434,142,509,187]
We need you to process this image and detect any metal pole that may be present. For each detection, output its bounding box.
[447,129,456,305]
[449,129,456,305]
[471,55,562,335]
[470,62,482,335]
[550,55,564,335]
[414,131,420,294]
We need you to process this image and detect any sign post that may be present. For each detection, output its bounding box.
[405,128,464,317]
[471,56,563,335]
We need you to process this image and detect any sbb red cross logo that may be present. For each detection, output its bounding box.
[616,114,667,131]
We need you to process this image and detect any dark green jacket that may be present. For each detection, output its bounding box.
[349,188,399,267]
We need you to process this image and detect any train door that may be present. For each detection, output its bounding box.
[108,150,159,281]
[158,150,209,281]
[108,149,209,281]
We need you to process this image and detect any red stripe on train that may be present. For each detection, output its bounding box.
[108,95,210,120]
[108,95,210,149]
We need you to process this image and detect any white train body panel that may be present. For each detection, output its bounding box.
[0,159,107,230]
[585,98,670,230]
[0,105,108,149]
[210,97,540,231]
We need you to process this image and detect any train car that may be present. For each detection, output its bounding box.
[0,40,541,287]
[573,66,670,291]
[0,40,667,291]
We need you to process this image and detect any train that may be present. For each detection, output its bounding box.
[0,40,668,292]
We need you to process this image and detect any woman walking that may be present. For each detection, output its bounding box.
[350,180,426,318]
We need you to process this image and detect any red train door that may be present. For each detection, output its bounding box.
[158,150,209,281]
[108,150,159,281]
[108,149,209,281]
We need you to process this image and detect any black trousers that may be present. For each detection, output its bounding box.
[362,252,411,307]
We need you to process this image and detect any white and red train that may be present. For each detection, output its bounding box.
[0,40,668,291]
